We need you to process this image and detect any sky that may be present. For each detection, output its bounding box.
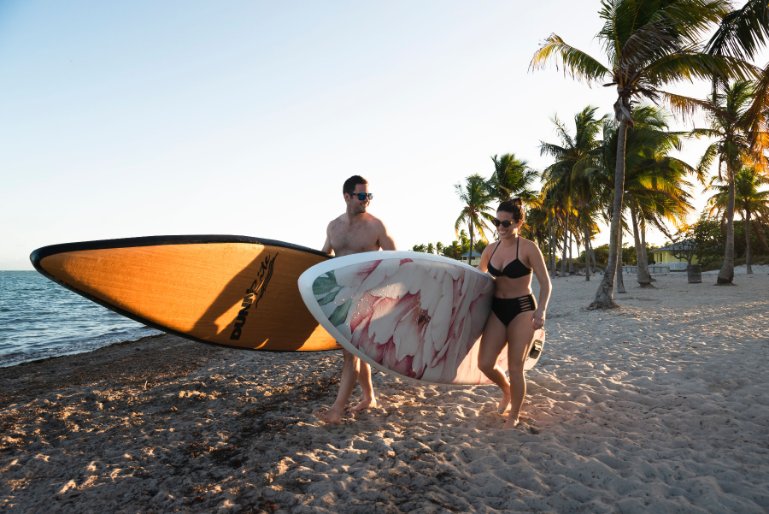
[0,1,754,270]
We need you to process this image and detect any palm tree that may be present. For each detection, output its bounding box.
[531,0,749,308]
[455,174,494,264]
[604,105,697,287]
[524,198,549,250]
[540,106,605,279]
[687,80,768,283]
[707,166,769,274]
[487,154,539,203]
[531,189,561,274]
[700,1,769,283]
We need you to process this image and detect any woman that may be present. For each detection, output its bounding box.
[477,198,551,428]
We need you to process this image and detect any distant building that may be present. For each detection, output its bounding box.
[651,241,698,271]
[460,250,482,266]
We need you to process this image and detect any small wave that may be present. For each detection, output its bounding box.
[0,272,165,367]
[0,327,162,368]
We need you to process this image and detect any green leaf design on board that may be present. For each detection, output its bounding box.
[317,289,340,306]
[329,299,352,326]
[313,272,338,296]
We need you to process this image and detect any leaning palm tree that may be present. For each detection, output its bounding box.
[707,166,769,274]
[455,174,494,263]
[487,154,539,203]
[531,0,749,308]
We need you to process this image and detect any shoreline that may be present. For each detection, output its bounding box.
[2,269,769,512]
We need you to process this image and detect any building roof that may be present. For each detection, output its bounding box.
[654,240,694,252]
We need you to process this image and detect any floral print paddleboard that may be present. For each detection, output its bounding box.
[298,251,544,385]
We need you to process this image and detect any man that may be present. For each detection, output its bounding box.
[316,175,396,424]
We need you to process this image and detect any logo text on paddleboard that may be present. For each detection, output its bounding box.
[230,253,277,340]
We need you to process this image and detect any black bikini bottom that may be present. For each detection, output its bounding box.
[491,294,536,326]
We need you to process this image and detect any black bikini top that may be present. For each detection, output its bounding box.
[487,237,532,279]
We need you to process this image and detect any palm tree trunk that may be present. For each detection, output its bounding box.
[549,223,557,275]
[717,166,736,284]
[590,118,628,309]
[640,222,653,282]
[576,238,581,275]
[561,212,569,277]
[746,210,753,274]
[616,228,626,294]
[568,231,574,274]
[631,206,652,287]
[469,225,475,265]
[584,224,591,281]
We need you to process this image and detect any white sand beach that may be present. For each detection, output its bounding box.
[2,266,768,513]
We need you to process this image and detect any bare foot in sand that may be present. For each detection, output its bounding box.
[497,393,512,414]
[351,396,378,414]
[502,416,521,429]
[315,407,345,425]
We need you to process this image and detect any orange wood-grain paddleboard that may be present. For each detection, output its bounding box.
[30,235,339,351]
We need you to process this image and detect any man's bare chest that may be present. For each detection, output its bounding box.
[330,224,380,255]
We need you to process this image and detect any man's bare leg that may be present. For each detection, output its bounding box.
[351,361,377,413]
[317,350,359,424]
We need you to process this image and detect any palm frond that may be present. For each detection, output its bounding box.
[658,0,731,43]
[660,91,713,121]
[644,51,758,86]
[706,0,769,60]
[696,142,720,183]
[687,127,721,139]
[539,142,568,159]
[744,62,769,156]
[530,34,610,83]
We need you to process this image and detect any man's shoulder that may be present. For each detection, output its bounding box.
[327,214,347,229]
[363,212,385,226]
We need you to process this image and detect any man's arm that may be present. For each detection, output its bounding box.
[321,224,334,256]
[377,220,396,251]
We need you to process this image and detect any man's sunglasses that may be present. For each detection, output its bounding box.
[351,192,373,201]
[492,218,516,228]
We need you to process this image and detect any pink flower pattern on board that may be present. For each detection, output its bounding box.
[313,257,493,383]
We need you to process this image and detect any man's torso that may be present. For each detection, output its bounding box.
[328,214,382,256]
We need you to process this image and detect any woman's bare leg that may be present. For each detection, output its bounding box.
[478,314,511,413]
[504,313,535,428]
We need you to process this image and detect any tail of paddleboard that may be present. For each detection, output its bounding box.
[31,235,339,351]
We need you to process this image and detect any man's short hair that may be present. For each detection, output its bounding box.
[343,175,368,196]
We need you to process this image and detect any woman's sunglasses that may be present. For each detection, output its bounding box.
[351,192,373,201]
[492,218,516,228]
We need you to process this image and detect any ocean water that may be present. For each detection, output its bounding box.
[0,271,160,368]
